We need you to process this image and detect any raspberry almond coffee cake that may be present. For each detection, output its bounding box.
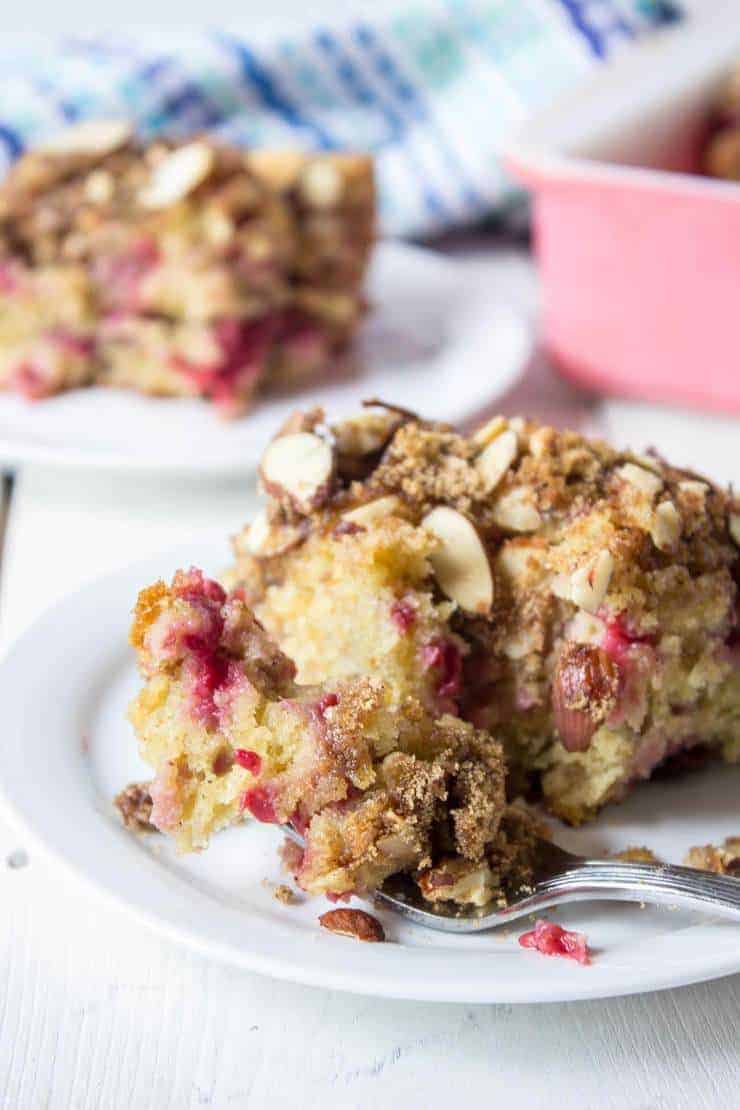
[0,121,373,414]
[125,404,740,905]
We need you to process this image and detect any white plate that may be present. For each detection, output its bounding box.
[0,243,530,477]
[1,544,738,1004]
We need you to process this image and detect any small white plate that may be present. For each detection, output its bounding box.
[1,544,738,1004]
[0,243,530,477]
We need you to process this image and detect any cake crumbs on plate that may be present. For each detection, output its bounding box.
[114,782,157,833]
[273,883,297,905]
[613,845,662,864]
[683,836,740,875]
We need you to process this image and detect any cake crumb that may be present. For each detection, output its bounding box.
[684,836,740,875]
[273,883,297,905]
[613,845,661,864]
[114,782,157,832]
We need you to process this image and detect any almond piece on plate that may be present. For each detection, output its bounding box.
[260,432,335,514]
[318,908,385,942]
[139,141,214,208]
[422,506,494,615]
[40,119,133,158]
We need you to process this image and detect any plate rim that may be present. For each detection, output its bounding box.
[0,546,738,1005]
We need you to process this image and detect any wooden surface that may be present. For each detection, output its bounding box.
[0,247,738,1109]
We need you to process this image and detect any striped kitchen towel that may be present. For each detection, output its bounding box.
[0,1,680,236]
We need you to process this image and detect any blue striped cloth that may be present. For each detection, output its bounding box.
[0,1,680,237]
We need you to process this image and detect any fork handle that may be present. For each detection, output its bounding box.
[542,860,740,921]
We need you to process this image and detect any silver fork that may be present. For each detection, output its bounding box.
[284,827,740,932]
[374,838,740,932]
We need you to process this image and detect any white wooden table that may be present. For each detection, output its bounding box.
[0,245,738,1109]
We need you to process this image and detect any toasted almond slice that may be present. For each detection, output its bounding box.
[651,500,681,551]
[422,506,494,615]
[299,160,343,208]
[632,452,663,476]
[84,169,114,203]
[246,149,305,191]
[491,488,542,532]
[40,119,133,157]
[569,550,614,613]
[471,414,507,448]
[260,432,334,514]
[342,495,402,526]
[139,141,214,208]
[333,411,400,458]
[417,860,496,907]
[678,479,709,502]
[730,512,740,547]
[476,428,518,493]
[238,509,306,558]
[617,462,663,499]
[318,908,385,942]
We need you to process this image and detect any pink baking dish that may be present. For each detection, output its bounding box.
[505,11,740,412]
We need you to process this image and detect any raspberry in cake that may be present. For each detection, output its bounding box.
[0,123,374,413]
[230,403,740,825]
[128,568,508,900]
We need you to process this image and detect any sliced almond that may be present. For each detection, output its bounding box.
[496,541,545,590]
[417,859,496,907]
[139,141,214,208]
[552,642,619,753]
[568,550,614,613]
[342,495,402,527]
[617,462,663,499]
[40,119,132,157]
[299,160,343,208]
[333,411,400,458]
[678,479,709,504]
[476,428,518,493]
[422,506,494,615]
[84,169,114,204]
[318,907,385,942]
[260,432,335,514]
[237,509,306,559]
[632,452,663,476]
[246,149,305,191]
[650,500,681,551]
[203,208,235,246]
[471,414,507,448]
[729,513,740,547]
[492,488,542,532]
